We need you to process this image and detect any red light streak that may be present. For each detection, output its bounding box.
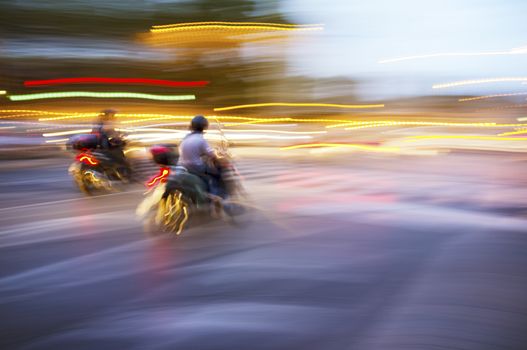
[146,167,170,188]
[24,78,209,88]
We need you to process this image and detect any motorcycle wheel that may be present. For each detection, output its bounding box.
[144,191,191,236]
[162,191,191,235]
[81,170,111,195]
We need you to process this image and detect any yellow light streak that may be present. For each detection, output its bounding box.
[497,129,527,136]
[124,147,146,155]
[152,25,323,33]
[214,102,384,112]
[124,115,355,125]
[126,131,312,143]
[478,104,527,112]
[0,109,70,115]
[116,114,266,124]
[39,114,97,121]
[222,119,294,127]
[433,77,527,89]
[280,143,400,153]
[459,92,527,102]
[342,123,396,130]
[223,129,326,135]
[326,121,527,130]
[1,114,57,120]
[176,206,189,236]
[152,22,324,29]
[151,22,324,33]
[379,46,527,64]
[0,90,6,95]
[1,108,374,126]
[40,113,194,122]
[405,135,527,142]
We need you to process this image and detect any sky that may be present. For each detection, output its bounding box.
[282,0,527,98]
[3,0,527,100]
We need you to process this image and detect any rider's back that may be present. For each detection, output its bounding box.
[178,132,213,173]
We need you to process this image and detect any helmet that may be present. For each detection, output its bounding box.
[99,108,117,121]
[190,115,209,132]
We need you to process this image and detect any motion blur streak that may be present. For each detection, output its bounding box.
[1,114,61,120]
[150,22,324,33]
[379,46,527,63]
[125,132,311,143]
[176,206,189,236]
[152,21,324,29]
[214,103,384,111]
[42,129,92,137]
[44,138,69,143]
[76,153,98,165]
[433,77,527,89]
[146,168,170,188]
[405,135,527,142]
[0,109,354,125]
[326,121,516,129]
[280,143,400,153]
[0,90,6,95]
[40,114,192,122]
[477,103,527,112]
[38,114,98,121]
[222,129,327,135]
[0,109,63,115]
[345,122,527,129]
[9,92,196,102]
[123,116,355,125]
[24,78,209,88]
[497,130,527,136]
[459,92,527,102]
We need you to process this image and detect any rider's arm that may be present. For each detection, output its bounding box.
[200,138,217,161]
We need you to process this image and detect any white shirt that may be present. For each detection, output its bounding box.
[178,132,214,171]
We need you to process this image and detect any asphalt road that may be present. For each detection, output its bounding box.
[1,152,527,350]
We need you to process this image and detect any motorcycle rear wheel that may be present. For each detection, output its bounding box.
[144,191,191,236]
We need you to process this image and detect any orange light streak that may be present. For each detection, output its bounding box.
[146,168,170,188]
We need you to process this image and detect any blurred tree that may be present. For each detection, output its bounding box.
[0,0,353,114]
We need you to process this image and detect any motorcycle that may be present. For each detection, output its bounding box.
[68,133,131,195]
[136,143,247,236]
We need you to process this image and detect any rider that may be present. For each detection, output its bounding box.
[177,115,221,196]
[92,109,129,177]
[92,108,118,147]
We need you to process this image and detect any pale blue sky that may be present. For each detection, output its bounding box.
[282,0,527,98]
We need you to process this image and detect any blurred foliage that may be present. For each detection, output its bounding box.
[0,0,361,113]
[0,0,286,39]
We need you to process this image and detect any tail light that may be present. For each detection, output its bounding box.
[76,153,99,165]
[146,167,170,188]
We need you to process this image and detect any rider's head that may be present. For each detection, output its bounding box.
[99,108,117,122]
[190,115,209,133]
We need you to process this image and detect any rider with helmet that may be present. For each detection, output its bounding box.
[92,109,130,178]
[92,109,119,149]
[178,115,221,196]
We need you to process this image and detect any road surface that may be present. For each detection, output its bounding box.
[1,152,527,350]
